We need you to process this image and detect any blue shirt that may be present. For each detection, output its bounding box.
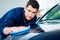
[0,7,37,35]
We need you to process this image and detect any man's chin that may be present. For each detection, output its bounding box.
[27,18,32,21]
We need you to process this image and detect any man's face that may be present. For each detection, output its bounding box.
[24,5,38,21]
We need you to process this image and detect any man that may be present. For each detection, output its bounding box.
[0,0,40,40]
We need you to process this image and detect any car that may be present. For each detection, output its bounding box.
[29,30,60,40]
[36,3,60,32]
[29,3,60,40]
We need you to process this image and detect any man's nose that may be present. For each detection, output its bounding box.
[29,12,32,16]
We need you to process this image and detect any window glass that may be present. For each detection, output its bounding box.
[42,5,60,20]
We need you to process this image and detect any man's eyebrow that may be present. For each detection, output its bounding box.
[33,12,36,13]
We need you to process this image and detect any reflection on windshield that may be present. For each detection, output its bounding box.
[45,10,60,20]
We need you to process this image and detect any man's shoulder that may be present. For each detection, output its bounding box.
[8,7,24,16]
[3,7,24,19]
[11,7,24,17]
[12,7,24,11]
[16,7,23,9]
[6,7,24,14]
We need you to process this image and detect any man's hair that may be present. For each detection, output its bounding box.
[29,0,36,1]
[26,0,39,10]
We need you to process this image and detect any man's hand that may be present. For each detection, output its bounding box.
[3,26,27,35]
[3,27,13,35]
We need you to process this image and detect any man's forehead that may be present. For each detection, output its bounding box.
[26,5,38,12]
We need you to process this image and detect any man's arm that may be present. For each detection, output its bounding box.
[0,8,22,35]
[3,26,27,35]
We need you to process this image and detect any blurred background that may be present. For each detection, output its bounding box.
[0,0,59,18]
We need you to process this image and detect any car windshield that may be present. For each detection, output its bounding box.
[36,4,60,24]
[41,4,60,20]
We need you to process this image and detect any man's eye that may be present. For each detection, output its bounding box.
[32,12,37,14]
[28,10,31,12]
[33,12,36,13]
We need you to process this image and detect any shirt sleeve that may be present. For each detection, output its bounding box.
[0,8,15,35]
